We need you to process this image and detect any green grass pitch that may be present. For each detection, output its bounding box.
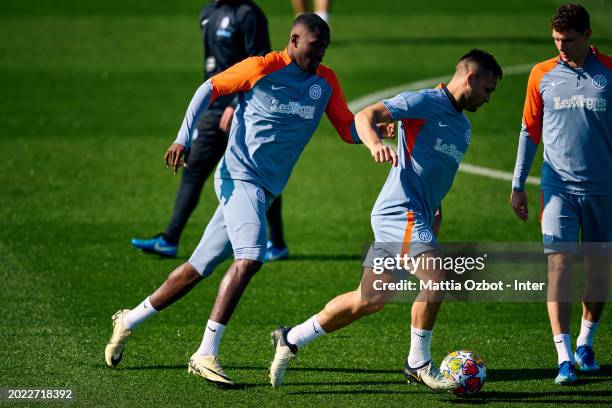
[1,0,611,406]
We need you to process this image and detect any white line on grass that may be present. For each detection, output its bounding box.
[347,63,541,186]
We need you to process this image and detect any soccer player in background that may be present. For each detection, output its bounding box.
[130,0,290,262]
[510,3,610,385]
[292,0,331,24]
[105,14,394,386]
[269,49,502,391]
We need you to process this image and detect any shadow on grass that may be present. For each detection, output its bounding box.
[488,365,612,382]
[446,389,612,405]
[287,389,612,404]
[119,364,397,373]
[121,364,611,379]
[228,366,399,374]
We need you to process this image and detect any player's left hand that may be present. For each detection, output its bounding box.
[377,122,396,139]
[219,106,235,134]
[369,143,398,167]
[164,143,189,175]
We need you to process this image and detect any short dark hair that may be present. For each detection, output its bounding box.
[292,13,330,36]
[458,49,503,80]
[552,3,590,34]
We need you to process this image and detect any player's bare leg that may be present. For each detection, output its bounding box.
[575,255,609,372]
[547,253,574,335]
[546,252,577,384]
[105,263,203,368]
[269,266,393,387]
[402,252,454,391]
[291,0,308,14]
[210,259,263,323]
[188,259,262,387]
[314,0,330,23]
[150,263,204,309]
[316,266,393,332]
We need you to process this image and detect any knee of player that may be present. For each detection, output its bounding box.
[234,259,263,276]
[355,298,386,314]
[168,263,202,285]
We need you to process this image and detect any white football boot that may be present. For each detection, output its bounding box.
[188,354,234,387]
[403,360,457,391]
[269,326,298,388]
[104,309,132,368]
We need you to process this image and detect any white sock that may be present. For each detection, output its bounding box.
[408,326,432,368]
[576,318,599,348]
[123,297,158,330]
[287,315,326,349]
[553,333,574,365]
[315,10,329,23]
[195,320,226,356]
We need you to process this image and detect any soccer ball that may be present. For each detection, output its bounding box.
[440,350,486,396]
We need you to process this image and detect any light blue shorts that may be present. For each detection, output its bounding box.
[189,178,274,276]
[541,190,612,255]
[363,210,438,269]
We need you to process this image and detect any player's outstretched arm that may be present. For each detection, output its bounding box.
[166,80,214,173]
[355,102,397,167]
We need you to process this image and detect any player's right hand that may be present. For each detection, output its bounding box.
[164,143,189,175]
[510,190,528,221]
[370,143,397,167]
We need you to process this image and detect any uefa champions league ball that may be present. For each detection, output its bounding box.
[440,350,486,396]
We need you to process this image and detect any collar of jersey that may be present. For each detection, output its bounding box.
[280,49,292,65]
[437,83,462,113]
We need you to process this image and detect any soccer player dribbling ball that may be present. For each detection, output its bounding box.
[269,49,502,391]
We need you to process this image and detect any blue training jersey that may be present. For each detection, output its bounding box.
[372,86,471,225]
[174,49,360,196]
[513,47,612,195]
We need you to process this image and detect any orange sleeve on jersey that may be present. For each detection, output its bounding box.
[317,65,357,144]
[210,50,291,101]
[593,47,612,69]
[522,58,557,145]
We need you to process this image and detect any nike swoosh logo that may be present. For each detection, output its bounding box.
[412,332,425,338]
[438,122,448,128]
[153,243,170,252]
[203,366,231,381]
[312,322,319,334]
[207,326,217,332]
[111,350,124,366]
[550,81,566,87]
[271,85,286,90]
[201,19,209,27]
[554,340,563,343]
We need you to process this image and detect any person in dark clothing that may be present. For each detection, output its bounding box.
[131,0,289,261]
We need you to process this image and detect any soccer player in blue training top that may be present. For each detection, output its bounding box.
[510,3,610,385]
[269,49,501,391]
[130,0,290,262]
[105,14,394,386]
